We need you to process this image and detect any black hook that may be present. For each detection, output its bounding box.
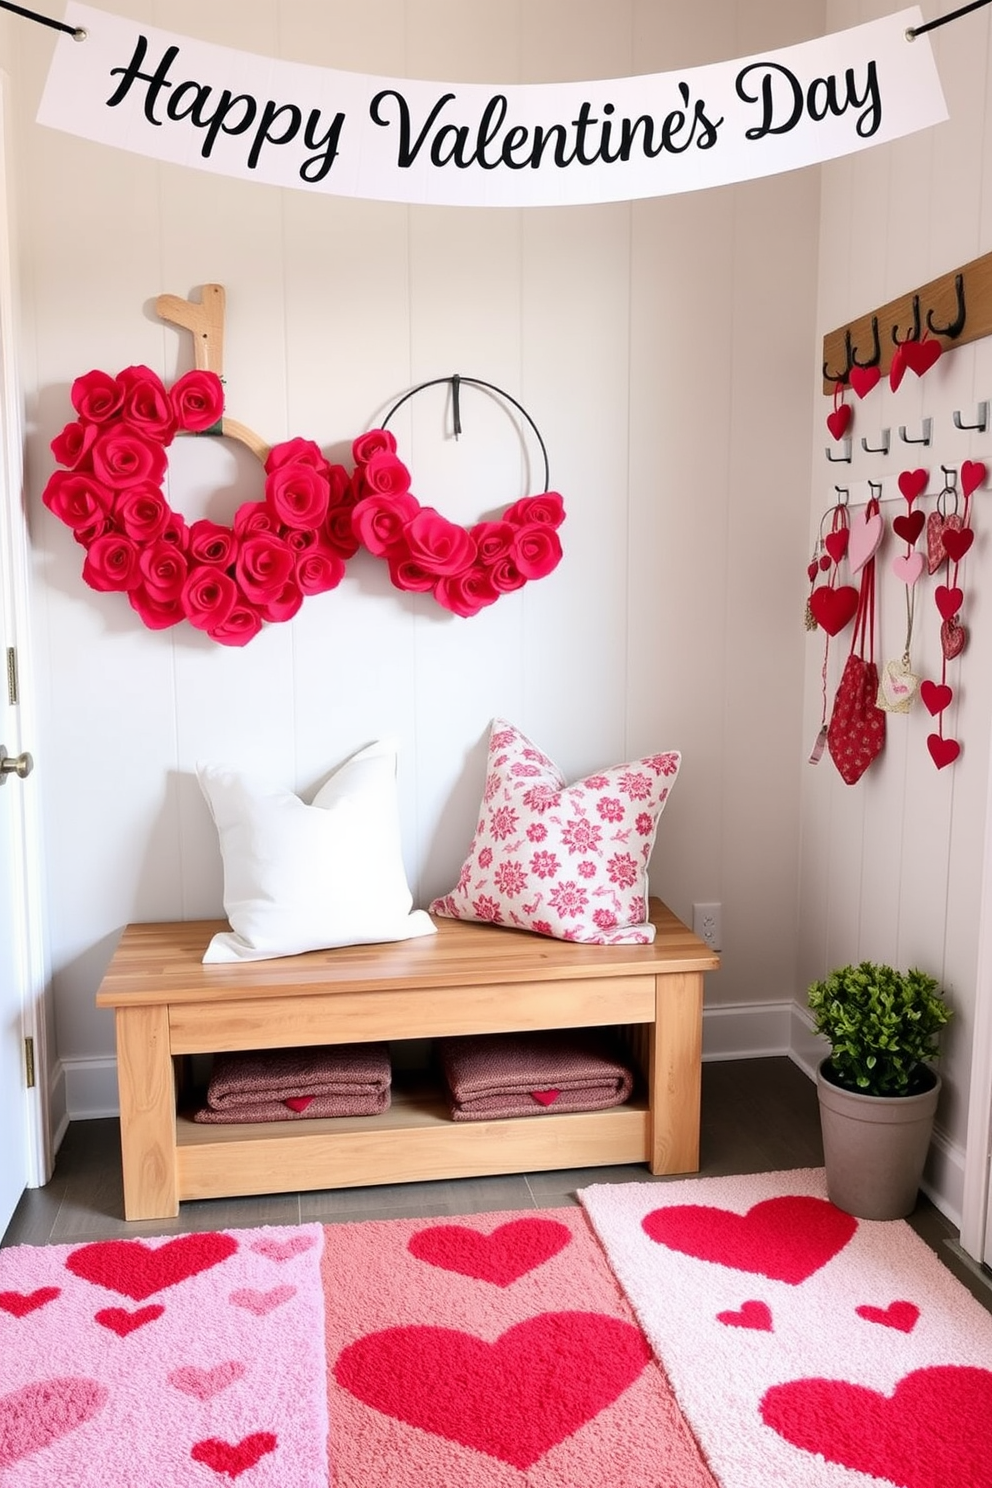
[823,328,853,384]
[851,316,881,368]
[381,374,551,491]
[451,373,462,438]
[891,296,922,345]
[926,273,967,339]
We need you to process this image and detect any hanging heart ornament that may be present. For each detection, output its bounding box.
[927,512,963,574]
[848,508,884,574]
[877,657,920,714]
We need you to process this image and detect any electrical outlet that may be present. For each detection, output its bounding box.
[692,902,722,952]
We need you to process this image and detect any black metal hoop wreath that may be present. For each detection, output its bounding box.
[381,374,551,494]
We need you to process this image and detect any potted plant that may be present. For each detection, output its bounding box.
[807,961,952,1220]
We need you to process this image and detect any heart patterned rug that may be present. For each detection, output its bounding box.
[579,1168,992,1488]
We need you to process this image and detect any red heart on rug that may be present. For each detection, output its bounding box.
[408,1217,571,1286]
[889,343,908,392]
[808,585,859,636]
[716,1300,772,1331]
[961,459,987,498]
[892,511,925,545]
[920,680,953,716]
[849,364,880,398]
[935,585,963,620]
[191,1432,278,1479]
[641,1196,857,1283]
[0,1287,61,1318]
[761,1364,992,1488]
[941,527,974,562]
[95,1304,164,1335]
[855,1300,920,1333]
[229,1285,295,1315]
[898,468,929,504]
[941,617,967,659]
[334,1311,650,1470]
[168,1361,247,1400]
[824,529,849,563]
[66,1231,238,1300]
[250,1234,316,1262]
[0,1378,108,1468]
[826,405,852,440]
[531,1088,561,1106]
[928,734,961,770]
[903,337,942,377]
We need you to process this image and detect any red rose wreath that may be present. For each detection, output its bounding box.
[42,368,565,644]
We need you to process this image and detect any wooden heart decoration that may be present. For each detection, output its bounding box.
[941,527,974,563]
[935,585,964,621]
[898,469,929,504]
[808,585,859,636]
[892,510,925,545]
[902,337,942,377]
[920,679,953,715]
[941,617,967,659]
[961,459,987,498]
[826,405,852,440]
[927,511,963,574]
[824,529,849,563]
[891,552,924,586]
[928,734,961,769]
[849,364,880,399]
[848,510,883,574]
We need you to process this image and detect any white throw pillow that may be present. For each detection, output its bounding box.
[197,739,436,962]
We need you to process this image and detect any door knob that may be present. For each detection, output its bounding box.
[0,746,33,782]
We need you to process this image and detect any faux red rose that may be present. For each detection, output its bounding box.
[51,420,98,470]
[471,520,515,565]
[91,425,168,488]
[235,532,296,603]
[82,532,141,592]
[510,521,563,580]
[266,460,330,529]
[504,491,565,528]
[387,551,435,592]
[405,508,477,575]
[257,579,304,624]
[208,604,263,648]
[265,437,326,473]
[233,500,279,538]
[488,554,526,593]
[118,365,177,442]
[129,585,185,631]
[352,492,418,556]
[71,369,122,423]
[43,471,113,532]
[434,565,499,617]
[181,567,239,631]
[114,485,171,544]
[138,540,188,601]
[352,428,397,464]
[296,546,346,596]
[188,519,238,568]
[170,370,224,432]
[353,450,412,501]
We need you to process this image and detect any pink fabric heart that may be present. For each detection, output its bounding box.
[229,1285,296,1315]
[848,510,883,574]
[891,552,924,586]
[855,1300,919,1333]
[168,1361,247,1400]
[716,1300,772,1331]
[0,1378,108,1467]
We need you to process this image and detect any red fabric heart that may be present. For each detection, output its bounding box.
[95,1304,165,1336]
[0,1287,61,1318]
[807,561,819,582]
[826,405,852,440]
[808,585,859,636]
[855,1300,920,1333]
[824,529,849,563]
[927,512,963,574]
[283,1096,313,1112]
[761,1364,992,1488]
[898,469,929,504]
[935,585,964,620]
[0,1378,108,1468]
[191,1432,278,1479]
[66,1232,238,1300]
[941,527,974,562]
[818,553,832,571]
[920,680,953,716]
[892,511,925,546]
[716,1300,773,1331]
[531,1088,561,1106]
[903,337,942,377]
[928,734,961,769]
[941,618,967,659]
[334,1311,650,1469]
[889,343,908,392]
[849,365,880,398]
[641,1196,856,1283]
[961,460,987,498]
[408,1217,571,1285]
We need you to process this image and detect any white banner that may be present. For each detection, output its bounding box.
[37,4,947,208]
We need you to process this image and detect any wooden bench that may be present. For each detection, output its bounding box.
[96,898,719,1221]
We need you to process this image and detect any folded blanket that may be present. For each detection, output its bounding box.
[193,1042,391,1123]
[435,1030,635,1121]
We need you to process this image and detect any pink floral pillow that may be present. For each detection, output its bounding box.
[430,718,681,944]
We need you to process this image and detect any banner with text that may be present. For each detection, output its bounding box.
[37,4,947,208]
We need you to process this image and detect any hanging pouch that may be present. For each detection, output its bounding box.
[827,502,886,785]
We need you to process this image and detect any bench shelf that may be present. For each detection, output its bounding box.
[96,899,718,1220]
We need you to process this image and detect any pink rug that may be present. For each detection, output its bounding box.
[321,1206,716,1486]
[579,1168,992,1488]
[0,1223,328,1486]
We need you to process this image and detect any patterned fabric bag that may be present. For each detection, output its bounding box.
[827,531,885,785]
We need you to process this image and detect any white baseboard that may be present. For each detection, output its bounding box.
[59,1056,120,1122]
[701,1000,793,1061]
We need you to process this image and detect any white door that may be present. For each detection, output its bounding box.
[0,73,49,1237]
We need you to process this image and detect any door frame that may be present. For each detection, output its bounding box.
[0,69,51,1195]
[960,715,992,1265]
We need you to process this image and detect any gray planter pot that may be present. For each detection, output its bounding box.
[816,1059,940,1220]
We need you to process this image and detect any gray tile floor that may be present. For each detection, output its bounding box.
[4,1057,991,1313]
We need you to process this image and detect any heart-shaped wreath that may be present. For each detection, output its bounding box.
[42,368,565,643]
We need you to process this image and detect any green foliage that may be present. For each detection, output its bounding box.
[808,961,952,1098]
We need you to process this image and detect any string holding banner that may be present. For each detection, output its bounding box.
[34,3,949,209]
